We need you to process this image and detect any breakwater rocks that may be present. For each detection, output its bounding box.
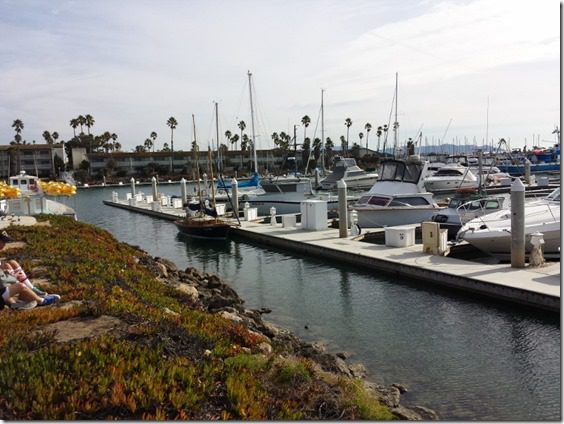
[142,254,439,420]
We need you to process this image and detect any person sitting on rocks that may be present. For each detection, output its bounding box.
[2,259,48,296]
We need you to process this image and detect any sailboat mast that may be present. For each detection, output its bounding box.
[192,114,202,206]
[248,70,258,174]
[393,72,398,158]
[321,88,325,171]
[214,101,221,176]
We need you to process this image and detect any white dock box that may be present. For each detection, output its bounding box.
[172,198,183,208]
[385,225,415,247]
[215,203,226,216]
[244,207,258,221]
[421,221,449,255]
[160,195,169,206]
[282,214,297,228]
[145,194,153,203]
[300,200,328,230]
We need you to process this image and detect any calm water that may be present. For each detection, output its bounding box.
[68,184,560,420]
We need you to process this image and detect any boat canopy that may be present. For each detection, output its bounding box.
[378,160,422,184]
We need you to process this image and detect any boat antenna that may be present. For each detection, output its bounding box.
[393,72,399,159]
[248,70,259,175]
[485,96,489,150]
[214,101,222,177]
[440,118,453,154]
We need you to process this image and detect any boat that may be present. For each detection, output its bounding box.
[431,188,507,239]
[317,156,379,190]
[457,187,560,259]
[240,176,354,216]
[4,171,77,218]
[350,156,444,228]
[423,163,479,192]
[174,114,232,240]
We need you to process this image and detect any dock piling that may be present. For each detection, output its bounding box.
[511,178,526,268]
[338,179,348,238]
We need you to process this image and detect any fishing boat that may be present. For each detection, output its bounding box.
[457,187,560,259]
[423,163,479,192]
[317,156,379,190]
[174,114,232,240]
[350,156,444,228]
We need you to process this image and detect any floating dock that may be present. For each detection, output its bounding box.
[103,197,560,312]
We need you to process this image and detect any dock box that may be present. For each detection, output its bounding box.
[244,207,258,221]
[215,203,226,216]
[145,195,153,203]
[160,196,169,206]
[300,200,328,230]
[282,214,297,228]
[172,198,183,208]
[421,221,449,255]
[385,225,415,247]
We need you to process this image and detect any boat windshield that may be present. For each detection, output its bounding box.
[379,160,422,184]
[358,195,390,206]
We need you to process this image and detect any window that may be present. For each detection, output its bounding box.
[389,196,430,206]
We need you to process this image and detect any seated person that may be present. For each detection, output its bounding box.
[1,281,60,310]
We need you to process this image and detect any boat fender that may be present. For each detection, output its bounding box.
[354,223,361,235]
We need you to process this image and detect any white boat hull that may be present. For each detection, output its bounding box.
[355,206,439,228]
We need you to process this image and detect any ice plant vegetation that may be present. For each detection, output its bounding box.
[0,216,393,420]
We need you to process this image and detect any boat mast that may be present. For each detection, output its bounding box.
[214,101,221,177]
[321,88,325,172]
[192,114,202,210]
[248,70,259,174]
[393,72,398,159]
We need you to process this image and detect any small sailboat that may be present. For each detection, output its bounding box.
[174,115,231,240]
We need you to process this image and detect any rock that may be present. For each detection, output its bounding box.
[258,342,273,354]
[155,257,178,272]
[392,405,439,420]
[155,262,168,277]
[363,382,400,408]
[175,283,199,301]
[392,383,408,394]
[336,351,351,360]
[163,307,179,316]
[349,363,367,378]
[218,310,243,323]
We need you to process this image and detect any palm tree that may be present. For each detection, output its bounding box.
[376,126,383,153]
[364,123,372,151]
[344,118,352,156]
[224,130,232,151]
[52,132,59,143]
[359,132,364,153]
[166,117,178,153]
[12,119,24,173]
[70,118,79,138]
[340,135,346,156]
[382,124,389,154]
[144,138,153,152]
[301,115,311,145]
[84,114,95,135]
[42,130,53,144]
[77,115,86,134]
[114,142,122,152]
[150,131,157,152]
[238,121,246,169]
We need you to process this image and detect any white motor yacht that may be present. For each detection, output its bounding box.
[423,163,479,192]
[318,156,379,190]
[457,188,560,259]
[351,156,444,228]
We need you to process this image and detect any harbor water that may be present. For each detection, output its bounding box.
[69,184,559,420]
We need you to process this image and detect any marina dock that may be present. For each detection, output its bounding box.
[103,197,560,312]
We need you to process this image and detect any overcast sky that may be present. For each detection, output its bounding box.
[0,0,560,153]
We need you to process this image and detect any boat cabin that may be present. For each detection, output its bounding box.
[378,159,424,184]
[9,171,40,193]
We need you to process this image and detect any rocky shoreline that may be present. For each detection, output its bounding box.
[142,253,439,420]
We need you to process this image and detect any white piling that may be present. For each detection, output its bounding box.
[338,179,348,238]
[524,159,531,185]
[231,178,239,217]
[180,178,187,203]
[270,207,277,226]
[151,176,158,199]
[130,177,136,197]
[511,178,526,268]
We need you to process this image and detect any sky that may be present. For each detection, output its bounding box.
[0,0,560,153]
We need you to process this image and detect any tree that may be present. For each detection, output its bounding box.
[325,137,334,167]
[301,115,311,145]
[167,117,178,153]
[70,118,79,137]
[344,118,352,157]
[11,119,24,173]
[77,115,86,134]
[84,114,95,135]
[144,138,153,152]
[230,134,239,151]
[150,131,157,152]
[340,135,346,156]
[376,126,383,153]
[52,132,59,143]
[359,132,364,152]
[351,142,360,159]
[364,123,372,151]
[382,124,389,154]
[237,121,246,152]
[42,131,53,144]
[224,130,232,150]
